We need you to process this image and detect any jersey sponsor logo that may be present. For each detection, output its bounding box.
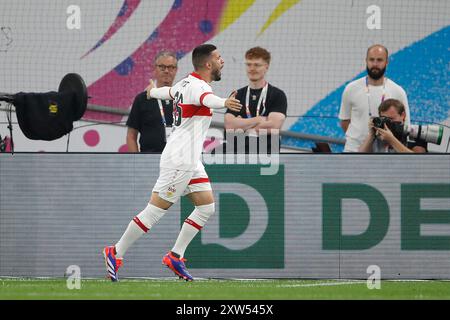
[180,164,284,268]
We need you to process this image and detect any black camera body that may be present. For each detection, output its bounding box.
[372,116,405,141]
[372,116,392,129]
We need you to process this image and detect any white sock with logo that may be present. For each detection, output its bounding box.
[171,203,215,258]
[115,203,167,258]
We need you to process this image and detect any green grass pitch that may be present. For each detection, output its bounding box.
[1,278,450,300]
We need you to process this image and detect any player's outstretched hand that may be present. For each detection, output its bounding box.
[146,79,155,99]
[225,91,242,112]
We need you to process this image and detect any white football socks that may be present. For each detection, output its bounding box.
[115,203,167,258]
[171,203,215,258]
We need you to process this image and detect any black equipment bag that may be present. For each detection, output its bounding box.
[12,73,88,141]
[14,91,76,141]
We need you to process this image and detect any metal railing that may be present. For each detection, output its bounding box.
[1,102,346,149]
[85,104,346,146]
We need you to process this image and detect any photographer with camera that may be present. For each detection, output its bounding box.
[339,45,410,152]
[359,99,427,153]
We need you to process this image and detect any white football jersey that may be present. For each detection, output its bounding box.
[160,73,214,171]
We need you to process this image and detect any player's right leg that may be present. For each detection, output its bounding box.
[103,200,169,281]
[103,246,122,282]
[103,168,184,282]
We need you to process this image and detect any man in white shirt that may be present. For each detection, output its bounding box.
[339,44,410,152]
[103,44,242,282]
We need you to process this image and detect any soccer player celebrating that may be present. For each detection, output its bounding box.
[103,44,242,281]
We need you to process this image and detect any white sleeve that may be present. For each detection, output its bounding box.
[201,93,226,109]
[399,87,410,125]
[338,85,351,120]
[149,86,173,100]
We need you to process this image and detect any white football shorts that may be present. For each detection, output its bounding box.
[152,161,211,203]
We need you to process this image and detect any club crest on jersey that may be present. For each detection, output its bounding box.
[167,185,176,197]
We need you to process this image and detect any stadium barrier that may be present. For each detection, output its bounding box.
[0,153,449,279]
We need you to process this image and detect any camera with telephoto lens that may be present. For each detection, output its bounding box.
[372,117,444,145]
[372,116,405,141]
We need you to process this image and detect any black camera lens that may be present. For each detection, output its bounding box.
[372,117,383,128]
[372,116,392,129]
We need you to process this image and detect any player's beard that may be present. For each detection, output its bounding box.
[366,66,386,80]
[212,67,221,81]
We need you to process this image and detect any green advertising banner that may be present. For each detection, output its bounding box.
[181,165,284,268]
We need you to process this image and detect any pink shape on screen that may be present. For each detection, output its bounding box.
[203,137,223,153]
[81,0,141,58]
[85,0,228,122]
[5,136,11,152]
[83,130,100,147]
[118,144,129,153]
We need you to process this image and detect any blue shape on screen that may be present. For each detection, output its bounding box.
[199,20,213,34]
[114,57,135,76]
[146,29,159,43]
[172,0,183,10]
[176,50,187,60]
[118,1,129,17]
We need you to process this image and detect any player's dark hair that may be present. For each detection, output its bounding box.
[192,44,217,70]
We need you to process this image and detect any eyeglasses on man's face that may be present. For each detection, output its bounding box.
[156,64,178,71]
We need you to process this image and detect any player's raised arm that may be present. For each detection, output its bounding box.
[201,90,242,112]
[146,79,174,100]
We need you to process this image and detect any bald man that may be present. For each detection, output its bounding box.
[338,44,410,152]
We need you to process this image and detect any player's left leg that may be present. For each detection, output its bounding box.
[162,190,214,281]
[171,190,214,258]
[163,163,215,281]
[171,161,214,258]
